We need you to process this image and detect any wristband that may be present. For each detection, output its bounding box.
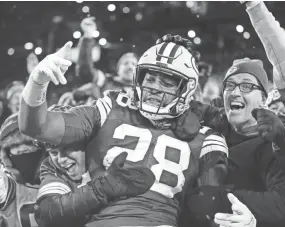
[22,77,49,107]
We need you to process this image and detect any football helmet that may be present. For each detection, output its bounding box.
[133,41,199,120]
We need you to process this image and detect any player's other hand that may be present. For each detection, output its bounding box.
[81,17,97,38]
[30,42,73,85]
[99,152,155,199]
[215,193,256,227]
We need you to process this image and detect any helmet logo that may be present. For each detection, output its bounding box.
[227,66,239,75]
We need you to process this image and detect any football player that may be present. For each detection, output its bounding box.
[19,39,228,226]
[35,105,155,227]
[0,113,47,227]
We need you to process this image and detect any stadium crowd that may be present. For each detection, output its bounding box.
[1,1,285,227]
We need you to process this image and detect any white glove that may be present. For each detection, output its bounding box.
[0,168,9,204]
[81,17,97,38]
[214,193,257,227]
[30,42,73,85]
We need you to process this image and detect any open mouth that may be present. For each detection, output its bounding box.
[64,163,76,173]
[145,98,161,107]
[230,101,245,111]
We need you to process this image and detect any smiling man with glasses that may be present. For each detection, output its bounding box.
[222,59,268,134]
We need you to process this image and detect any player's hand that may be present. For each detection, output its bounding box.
[30,41,73,85]
[0,168,9,203]
[186,185,232,221]
[81,17,97,38]
[214,193,257,227]
[27,52,39,75]
[171,108,201,141]
[252,108,285,149]
[98,152,155,199]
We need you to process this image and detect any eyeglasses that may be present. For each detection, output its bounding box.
[223,81,263,93]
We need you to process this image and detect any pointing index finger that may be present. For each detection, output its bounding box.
[55,41,73,58]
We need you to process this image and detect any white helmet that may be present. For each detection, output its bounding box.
[133,41,199,120]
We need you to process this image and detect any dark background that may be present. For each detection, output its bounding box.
[1,1,285,89]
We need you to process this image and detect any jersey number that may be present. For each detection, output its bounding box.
[107,124,191,198]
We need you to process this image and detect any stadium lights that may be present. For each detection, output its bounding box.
[187,30,196,38]
[236,25,244,33]
[24,42,34,50]
[135,13,143,21]
[99,38,107,46]
[123,6,130,14]
[76,0,83,3]
[186,1,195,8]
[73,31,81,39]
[35,47,42,55]
[82,6,89,13]
[92,30,100,38]
[7,48,15,56]
[108,4,116,12]
[193,37,201,45]
[243,31,250,39]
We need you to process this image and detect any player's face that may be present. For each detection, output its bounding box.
[141,71,180,107]
[49,148,86,181]
[8,91,22,113]
[223,73,264,130]
[117,56,137,83]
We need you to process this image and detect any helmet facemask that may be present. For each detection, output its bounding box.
[133,65,197,121]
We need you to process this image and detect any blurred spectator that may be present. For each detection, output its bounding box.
[75,17,138,103]
[58,92,77,106]
[102,52,138,92]
[27,52,39,76]
[266,88,285,114]
[0,97,11,126]
[202,77,221,105]
[0,113,47,227]
[197,61,213,90]
[5,81,24,114]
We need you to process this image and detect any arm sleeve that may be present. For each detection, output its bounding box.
[246,2,285,102]
[20,95,102,147]
[36,160,108,227]
[233,150,285,225]
[59,102,101,146]
[184,132,229,225]
[198,132,229,186]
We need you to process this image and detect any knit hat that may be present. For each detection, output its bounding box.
[223,58,269,95]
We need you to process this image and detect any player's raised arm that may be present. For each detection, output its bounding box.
[19,42,73,145]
